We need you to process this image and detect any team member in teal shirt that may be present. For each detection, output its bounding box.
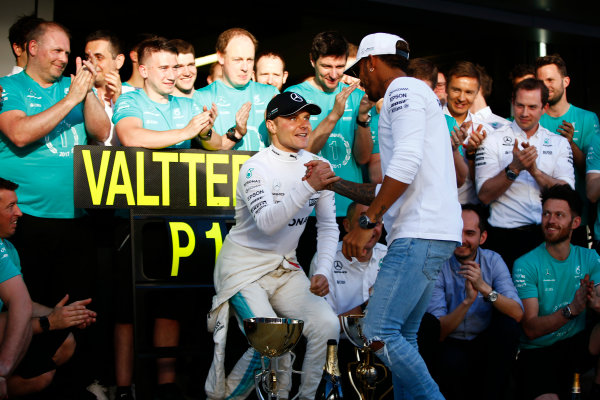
[536,55,600,239]
[113,37,220,400]
[1,22,107,397]
[286,31,373,218]
[0,21,109,308]
[0,23,109,218]
[193,28,279,151]
[585,134,600,249]
[513,184,600,399]
[114,37,219,150]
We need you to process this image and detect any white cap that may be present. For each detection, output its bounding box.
[345,33,409,77]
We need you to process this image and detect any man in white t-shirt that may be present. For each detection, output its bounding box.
[311,32,462,399]
[476,78,575,271]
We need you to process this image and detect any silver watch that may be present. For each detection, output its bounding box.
[485,290,498,303]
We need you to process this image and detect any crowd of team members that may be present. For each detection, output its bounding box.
[0,12,600,400]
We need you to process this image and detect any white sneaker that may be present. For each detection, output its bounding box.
[86,379,109,400]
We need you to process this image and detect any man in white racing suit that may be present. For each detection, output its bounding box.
[206,92,340,400]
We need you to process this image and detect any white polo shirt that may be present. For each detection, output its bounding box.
[475,120,575,228]
[309,242,387,315]
[443,107,494,205]
[472,106,510,130]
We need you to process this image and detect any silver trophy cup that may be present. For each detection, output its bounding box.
[341,314,390,400]
[244,317,304,400]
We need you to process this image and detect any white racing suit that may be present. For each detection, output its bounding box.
[206,146,339,400]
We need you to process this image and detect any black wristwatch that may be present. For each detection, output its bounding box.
[356,115,371,128]
[200,129,212,141]
[358,214,377,229]
[226,126,242,143]
[504,165,519,181]
[562,305,577,320]
[39,316,50,332]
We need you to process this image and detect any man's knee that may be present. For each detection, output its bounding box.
[53,332,76,366]
[8,369,56,395]
[369,341,384,352]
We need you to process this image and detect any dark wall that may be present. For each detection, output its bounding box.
[55,0,600,118]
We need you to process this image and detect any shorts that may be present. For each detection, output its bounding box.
[13,329,71,379]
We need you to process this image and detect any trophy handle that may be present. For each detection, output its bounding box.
[373,361,388,385]
[346,360,366,400]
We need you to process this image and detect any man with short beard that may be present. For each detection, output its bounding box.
[427,204,522,400]
[513,184,600,400]
[536,54,600,246]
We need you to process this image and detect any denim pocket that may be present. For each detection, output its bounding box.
[422,240,456,280]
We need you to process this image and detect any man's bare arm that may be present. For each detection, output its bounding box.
[307,83,359,154]
[0,99,82,148]
[588,173,600,203]
[83,91,110,142]
[0,60,99,147]
[0,276,32,378]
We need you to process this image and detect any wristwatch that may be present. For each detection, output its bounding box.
[226,126,242,143]
[200,129,213,141]
[562,305,577,320]
[504,165,519,181]
[356,115,371,128]
[484,290,499,303]
[39,316,50,332]
[358,214,377,229]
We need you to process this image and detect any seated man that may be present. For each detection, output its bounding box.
[309,201,386,317]
[427,204,523,400]
[206,92,340,400]
[0,177,96,398]
[513,184,600,400]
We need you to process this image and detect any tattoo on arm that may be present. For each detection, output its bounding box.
[374,205,387,221]
[330,179,376,205]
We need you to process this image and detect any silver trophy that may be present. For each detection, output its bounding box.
[341,314,390,400]
[244,317,304,400]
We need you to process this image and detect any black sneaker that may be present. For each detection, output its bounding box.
[154,383,186,400]
[116,386,134,399]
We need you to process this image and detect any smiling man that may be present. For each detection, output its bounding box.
[536,54,600,247]
[84,30,132,146]
[286,31,372,218]
[114,37,220,150]
[286,31,373,269]
[427,204,522,400]
[112,37,221,399]
[206,92,340,400]
[443,61,492,205]
[170,39,197,98]
[513,184,600,400]
[254,51,288,91]
[476,78,575,271]
[194,28,279,151]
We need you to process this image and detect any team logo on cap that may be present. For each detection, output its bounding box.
[290,93,304,102]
